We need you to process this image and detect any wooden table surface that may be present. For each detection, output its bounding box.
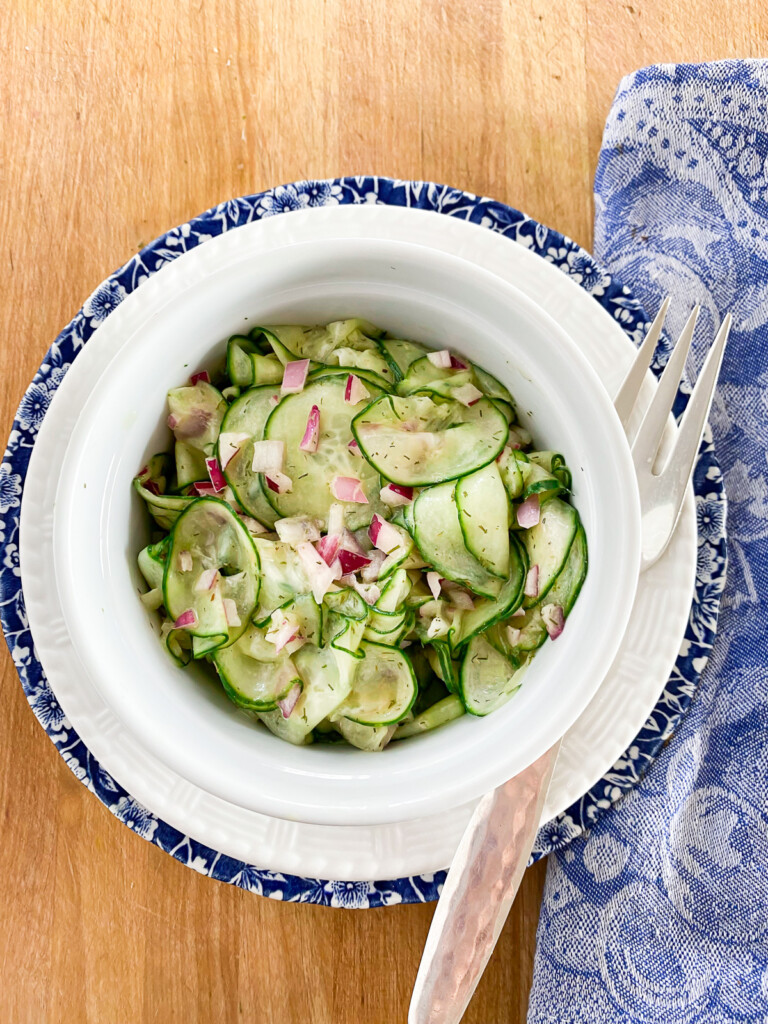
[2,3,764,1021]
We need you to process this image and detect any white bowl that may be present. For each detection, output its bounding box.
[52,236,640,826]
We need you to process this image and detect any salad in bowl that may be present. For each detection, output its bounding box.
[135,318,587,752]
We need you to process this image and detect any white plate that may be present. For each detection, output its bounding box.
[20,205,695,878]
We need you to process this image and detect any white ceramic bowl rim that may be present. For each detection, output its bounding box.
[52,233,641,826]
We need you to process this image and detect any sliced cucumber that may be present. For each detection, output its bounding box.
[213,628,301,711]
[256,319,383,365]
[491,399,516,424]
[522,461,565,502]
[376,568,411,611]
[263,377,387,529]
[163,498,260,652]
[395,356,472,396]
[393,695,465,738]
[497,447,527,501]
[134,477,193,530]
[472,365,515,408]
[352,394,508,486]
[455,461,510,578]
[426,639,461,693]
[332,345,398,386]
[167,380,227,455]
[528,451,572,491]
[175,441,208,489]
[335,718,396,751]
[379,338,430,376]
[332,641,417,726]
[138,536,170,591]
[219,385,281,526]
[252,538,310,623]
[521,497,578,608]
[308,365,392,392]
[258,643,353,744]
[411,481,502,598]
[460,634,527,716]
[227,335,284,387]
[448,534,527,651]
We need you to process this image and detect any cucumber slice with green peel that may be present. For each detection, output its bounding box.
[460,634,528,716]
[332,641,417,726]
[393,694,465,738]
[308,365,392,392]
[332,346,398,387]
[522,461,566,502]
[167,380,227,455]
[448,533,527,651]
[213,628,301,711]
[263,377,387,529]
[528,451,572,491]
[227,336,285,387]
[264,593,323,645]
[163,498,260,651]
[335,718,397,751]
[490,399,516,424]
[426,639,461,693]
[376,524,415,580]
[252,538,311,624]
[255,319,384,365]
[138,536,170,590]
[379,338,430,376]
[395,356,472,396]
[175,441,208,490]
[259,643,354,744]
[497,447,527,501]
[411,481,502,598]
[472,365,515,409]
[521,497,579,608]
[493,522,588,659]
[134,477,193,530]
[352,394,508,487]
[455,461,511,578]
[219,385,281,526]
[376,568,411,612]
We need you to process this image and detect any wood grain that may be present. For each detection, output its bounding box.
[1,2,765,1021]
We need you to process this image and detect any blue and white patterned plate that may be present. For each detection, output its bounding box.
[1,178,725,907]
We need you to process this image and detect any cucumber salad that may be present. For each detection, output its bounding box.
[134,319,587,751]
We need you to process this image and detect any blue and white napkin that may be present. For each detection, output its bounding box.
[528,61,768,1024]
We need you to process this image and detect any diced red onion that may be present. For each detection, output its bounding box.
[360,550,385,581]
[223,598,241,627]
[299,405,321,453]
[144,480,161,496]
[338,549,372,574]
[265,471,293,494]
[277,682,302,719]
[510,606,526,619]
[205,458,227,493]
[167,414,179,430]
[368,513,402,554]
[251,439,285,474]
[218,431,250,470]
[173,609,197,629]
[450,355,468,370]
[329,558,344,581]
[192,481,219,497]
[275,516,321,546]
[542,604,565,639]
[284,636,307,655]
[190,370,210,385]
[327,503,345,537]
[524,564,539,598]
[510,425,532,447]
[353,581,381,605]
[266,615,300,653]
[427,349,452,369]
[316,533,341,565]
[427,615,449,639]
[517,494,541,529]
[347,439,361,456]
[426,571,442,599]
[331,476,368,504]
[506,625,522,646]
[178,550,193,573]
[195,567,219,591]
[446,587,475,610]
[339,573,357,588]
[281,359,310,394]
[344,374,370,405]
[380,483,414,507]
[453,382,484,407]
[137,465,149,479]
[297,542,336,602]
[238,513,267,535]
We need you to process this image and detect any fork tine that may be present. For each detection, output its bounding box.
[614,296,670,438]
[647,313,731,562]
[632,305,699,474]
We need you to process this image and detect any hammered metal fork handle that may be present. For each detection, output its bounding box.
[408,743,560,1024]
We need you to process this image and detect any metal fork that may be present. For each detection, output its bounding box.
[408,300,731,1024]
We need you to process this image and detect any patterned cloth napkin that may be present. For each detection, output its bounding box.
[528,61,768,1024]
